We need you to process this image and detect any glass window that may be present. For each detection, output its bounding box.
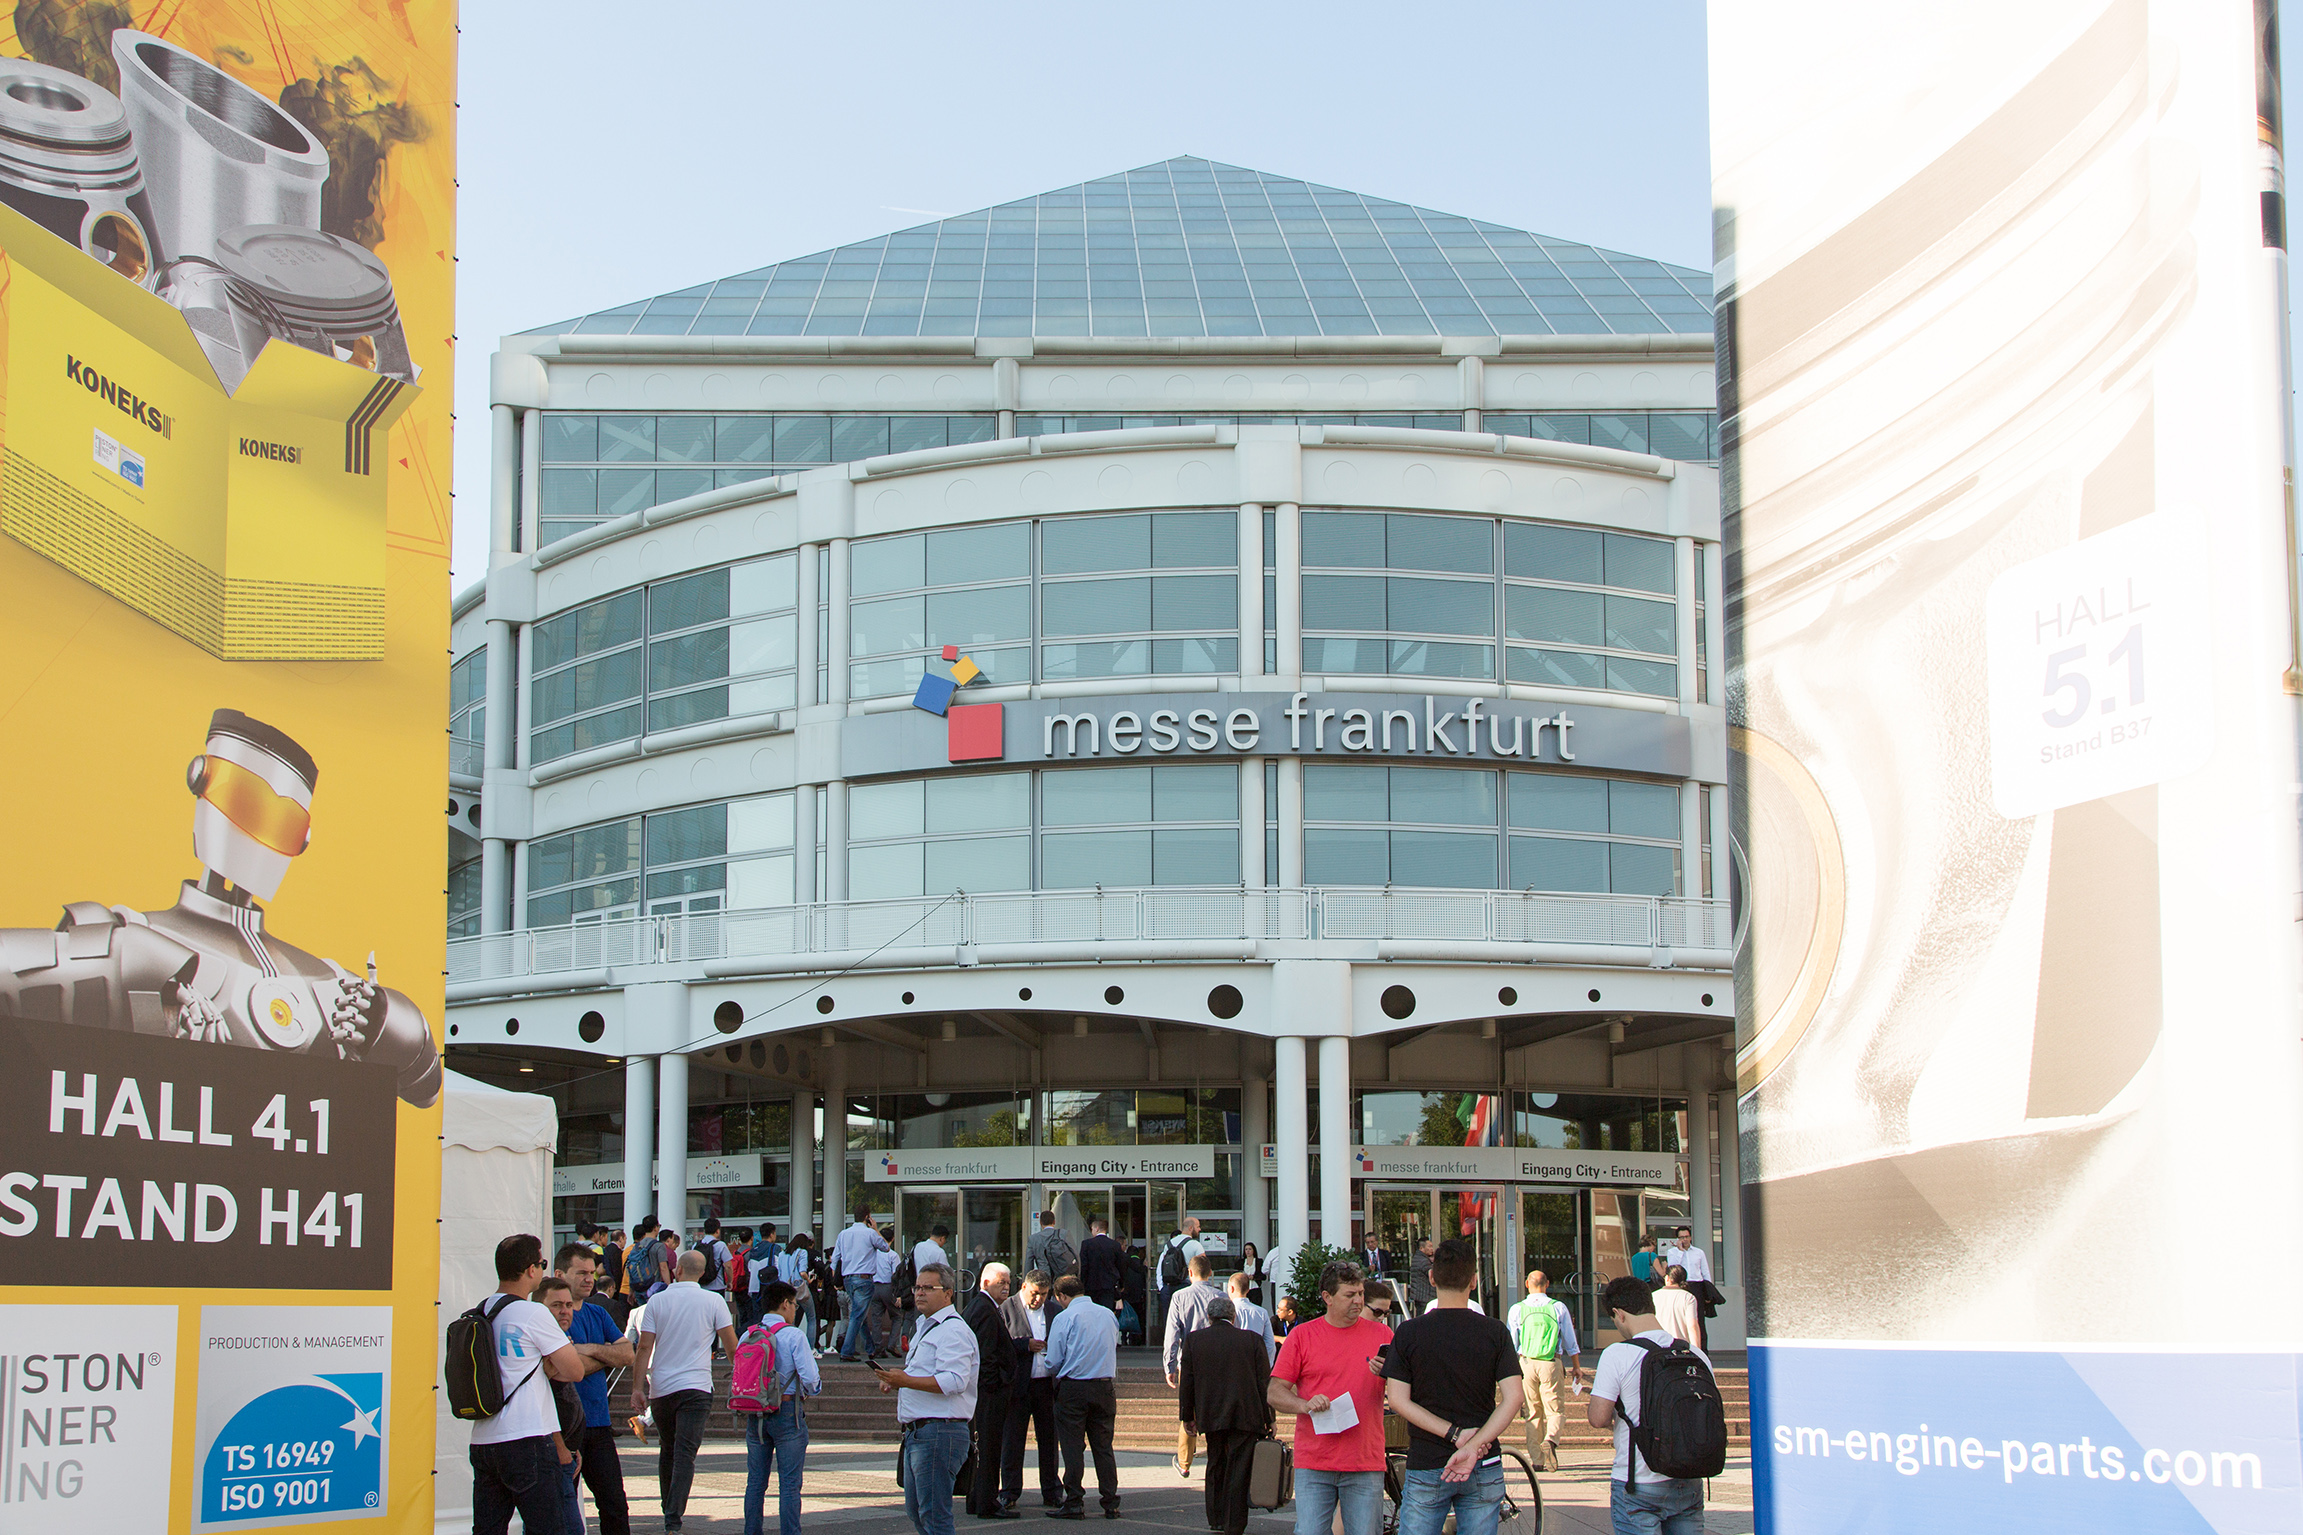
[1037,764,1239,888]
[1511,1091,1683,1154]
[715,416,775,462]
[542,415,596,461]
[597,416,655,462]
[650,569,729,635]
[1043,829,1150,887]
[1507,586,1602,646]
[773,416,830,462]
[1303,510,1385,567]
[929,522,1031,585]
[1045,514,1151,574]
[853,534,925,598]
[1385,513,1491,573]
[927,773,1030,833]
[1387,577,1492,636]
[656,416,713,462]
[1504,524,1603,585]
[928,585,1031,646]
[1603,533,1675,594]
[1390,767,1496,826]
[1303,827,1388,884]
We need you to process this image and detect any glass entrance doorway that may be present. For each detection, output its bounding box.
[896,1185,1026,1291]
[1363,1185,1505,1310]
[1520,1186,1653,1341]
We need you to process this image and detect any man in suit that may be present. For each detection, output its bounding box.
[1078,1217,1124,1314]
[1000,1269,1062,1512]
[1177,1295,1271,1535]
[1357,1233,1389,1287]
[962,1263,1020,1520]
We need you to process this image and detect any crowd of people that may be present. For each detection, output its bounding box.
[460,1215,1725,1535]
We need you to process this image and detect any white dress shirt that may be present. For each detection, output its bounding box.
[832,1219,888,1278]
[913,1239,951,1277]
[1231,1295,1276,1362]
[1659,1243,1712,1284]
[898,1305,978,1422]
[1027,1302,1053,1377]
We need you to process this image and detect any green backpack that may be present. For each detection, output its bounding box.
[1514,1296,1562,1359]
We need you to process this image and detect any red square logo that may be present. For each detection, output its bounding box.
[946,702,1003,762]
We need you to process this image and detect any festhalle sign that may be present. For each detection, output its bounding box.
[844,689,1693,778]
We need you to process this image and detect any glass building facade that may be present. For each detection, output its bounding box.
[452,160,1737,1345]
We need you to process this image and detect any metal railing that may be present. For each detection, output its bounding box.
[447,887,1731,991]
[448,736,484,779]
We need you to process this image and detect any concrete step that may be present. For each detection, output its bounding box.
[668,1357,1750,1447]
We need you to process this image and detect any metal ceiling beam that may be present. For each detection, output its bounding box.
[832,1017,930,1057]
[1610,1018,1734,1057]
[974,1012,1042,1050]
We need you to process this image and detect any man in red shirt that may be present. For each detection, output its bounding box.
[1266,1259,1391,1535]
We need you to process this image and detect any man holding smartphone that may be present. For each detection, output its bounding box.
[1382,1238,1524,1535]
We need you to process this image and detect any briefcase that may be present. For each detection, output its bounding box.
[1247,1436,1292,1510]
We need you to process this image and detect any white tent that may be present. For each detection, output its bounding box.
[435,1070,558,1535]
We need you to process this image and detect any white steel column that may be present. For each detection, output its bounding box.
[1684,1047,1712,1259]
[1240,758,1266,887]
[622,1056,656,1234]
[657,1051,689,1231]
[789,1088,815,1241]
[824,781,849,901]
[1277,759,1304,888]
[821,1044,848,1232]
[1238,503,1264,679]
[795,542,820,707]
[1273,1036,1309,1268]
[1703,543,1726,707]
[793,783,818,905]
[481,621,516,934]
[519,407,541,554]
[489,404,517,555]
[1674,536,1699,708]
[1318,1035,1353,1248]
[827,538,851,705]
[1274,502,1302,679]
[1241,1059,1270,1254]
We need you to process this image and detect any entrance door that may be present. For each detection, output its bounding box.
[1367,1188,1429,1296]
[1364,1186,1506,1311]
[896,1187,958,1282]
[1521,1189,1585,1335]
[1045,1185,1112,1263]
[959,1187,1025,1290]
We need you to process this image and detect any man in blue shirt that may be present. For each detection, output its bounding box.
[555,1242,636,1535]
[1042,1275,1122,1520]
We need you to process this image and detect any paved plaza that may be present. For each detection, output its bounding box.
[585,1440,1754,1534]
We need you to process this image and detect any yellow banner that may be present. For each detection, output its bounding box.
[0,4,453,1531]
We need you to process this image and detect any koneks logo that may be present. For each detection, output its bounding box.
[237,438,302,465]
[65,355,172,437]
[910,645,1004,763]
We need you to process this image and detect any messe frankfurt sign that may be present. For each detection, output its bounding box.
[847,689,1691,779]
[866,1145,1218,1182]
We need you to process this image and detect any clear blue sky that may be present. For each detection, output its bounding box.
[447,1,1714,582]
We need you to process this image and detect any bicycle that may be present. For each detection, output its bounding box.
[1379,1412,1542,1534]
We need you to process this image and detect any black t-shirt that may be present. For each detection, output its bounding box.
[1383,1306,1520,1471]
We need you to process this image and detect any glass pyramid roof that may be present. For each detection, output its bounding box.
[526,157,1713,341]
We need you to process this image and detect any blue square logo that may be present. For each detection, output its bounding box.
[912,672,958,715]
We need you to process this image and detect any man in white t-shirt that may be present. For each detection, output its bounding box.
[632,1249,736,1534]
[1588,1276,1713,1535]
[470,1234,587,1535]
[1651,1266,1703,1348]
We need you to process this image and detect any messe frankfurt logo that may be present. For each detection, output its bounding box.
[1357,1153,1378,1173]
[911,645,1003,763]
[881,1153,901,1176]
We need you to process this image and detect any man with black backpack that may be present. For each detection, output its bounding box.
[1586,1275,1727,1535]
[457,1234,589,1535]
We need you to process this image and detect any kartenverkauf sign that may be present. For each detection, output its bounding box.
[864,1145,1217,1182]
[553,1154,762,1199]
[843,689,1692,779]
[1256,1143,1678,1186]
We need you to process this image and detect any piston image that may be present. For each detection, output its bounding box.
[176,222,417,390]
[108,29,328,270]
[0,56,164,288]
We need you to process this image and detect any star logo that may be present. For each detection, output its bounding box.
[340,1404,383,1448]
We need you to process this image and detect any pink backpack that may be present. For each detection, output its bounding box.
[730,1318,789,1413]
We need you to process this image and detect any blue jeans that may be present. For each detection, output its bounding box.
[1293,1467,1383,1535]
[560,1456,587,1534]
[841,1275,878,1357]
[1398,1463,1504,1535]
[743,1406,808,1535]
[901,1419,971,1535]
[1609,1475,1704,1535]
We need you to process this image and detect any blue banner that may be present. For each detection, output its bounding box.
[1752,1345,2303,1534]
